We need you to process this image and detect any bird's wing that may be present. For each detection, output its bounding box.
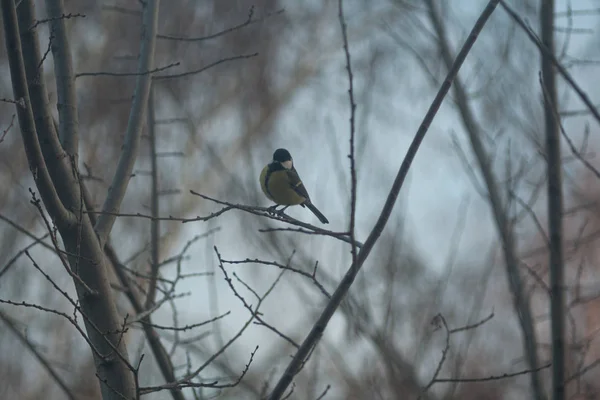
[286,167,311,201]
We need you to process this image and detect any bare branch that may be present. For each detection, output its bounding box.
[94,0,161,245]
[75,61,179,79]
[539,1,566,397]
[188,190,361,246]
[154,54,258,80]
[0,113,15,144]
[2,0,75,225]
[29,12,85,30]
[420,314,451,398]
[157,7,284,42]
[218,251,298,348]
[338,0,358,264]
[146,84,160,308]
[435,363,552,383]
[45,0,80,161]
[315,385,331,400]
[221,256,331,298]
[138,311,230,331]
[0,96,25,107]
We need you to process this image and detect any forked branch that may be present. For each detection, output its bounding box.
[94,0,161,245]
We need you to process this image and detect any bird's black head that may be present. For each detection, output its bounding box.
[272,148,292,163]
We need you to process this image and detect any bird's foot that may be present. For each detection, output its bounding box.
[278,206,290,216]
[267,205,289,217]
[267,205,280,215]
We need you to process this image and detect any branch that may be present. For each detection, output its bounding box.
[220,256,331,298]
[1,0,74,225]
[157,7,284,42]
[29,12,84,30]
[47,0,79,159]
[45,0,79,166]
[338,0,358,264]
[419,314,451,398]
[154,54,258,80]
[8,1,141,393]
[0,113,15,144]
[267,1,501,398]
[217,251,298,348]
[94,0,160,245]
[434,363,552,383]
[189,190,363,247]
[146,84,160,308]
[75,61,179,79]
[540,1,565,397]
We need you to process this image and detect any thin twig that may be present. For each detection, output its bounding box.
[154,54,257,80]
[435,364,552,383]
[0,114,16,144]
[338,0,358,265]
[76,62,179,78]
[157,7,284,42]
[146,84,160,309]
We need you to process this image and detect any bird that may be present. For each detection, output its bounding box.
[259,148,329,224]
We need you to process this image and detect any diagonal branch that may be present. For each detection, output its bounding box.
[94,0,160,245]
[267,1,501,398]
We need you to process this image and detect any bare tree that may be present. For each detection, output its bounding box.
[2,0,600,399]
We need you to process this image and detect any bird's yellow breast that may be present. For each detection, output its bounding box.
[260,166,305,206]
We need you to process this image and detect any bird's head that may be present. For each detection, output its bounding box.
[272,148,293,170]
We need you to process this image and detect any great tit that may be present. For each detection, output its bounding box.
[259,148,329,224]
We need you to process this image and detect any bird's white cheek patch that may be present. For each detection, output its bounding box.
[282,160,293,170]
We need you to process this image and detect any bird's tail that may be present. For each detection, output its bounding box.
[304,202,329,224]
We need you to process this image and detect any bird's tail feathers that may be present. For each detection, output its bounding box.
[305,202,329,224]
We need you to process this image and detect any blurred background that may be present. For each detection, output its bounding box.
[1,0,600,398]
